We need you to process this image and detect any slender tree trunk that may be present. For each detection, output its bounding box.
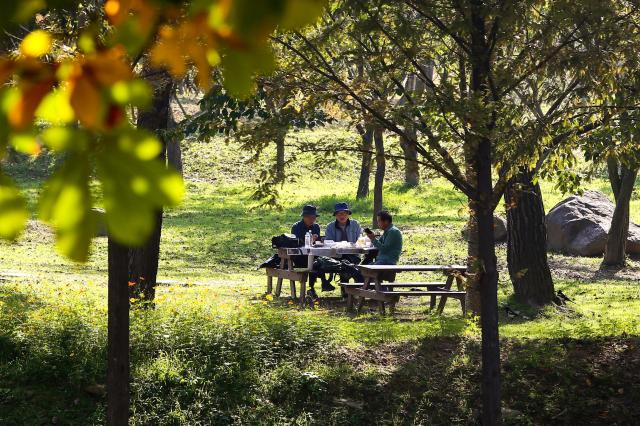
[166,108,183,177]
[400,127,419,187]
[129,67,173,303]
[470,2,501,424]
[107,238,129,426]
[357,125,374,199]
[603,159,638,267]
[275,131,286,182]
[372,127,385,228]
[505,168,555,305]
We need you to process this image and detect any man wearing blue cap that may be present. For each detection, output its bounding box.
[325,202,363,245]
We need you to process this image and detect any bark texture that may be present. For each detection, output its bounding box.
[505,168,555,305]
[107,238,130,426]
[356,125,374,199]
[166,108,183,176]
[275,130,286,182]
[372,127,385,228]
[603,158,639,267]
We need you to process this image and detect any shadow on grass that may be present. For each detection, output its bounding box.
[318,336,640,425]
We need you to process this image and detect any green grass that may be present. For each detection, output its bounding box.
[1,127,640,424]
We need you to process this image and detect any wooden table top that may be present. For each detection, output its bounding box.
[359,264,467,272]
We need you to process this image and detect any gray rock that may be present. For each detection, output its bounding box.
[461,215,507,242]
[546,190,640,256]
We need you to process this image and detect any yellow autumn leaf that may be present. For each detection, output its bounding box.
[20,30,52,58]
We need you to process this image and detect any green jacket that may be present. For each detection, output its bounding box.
[372,225,402,264]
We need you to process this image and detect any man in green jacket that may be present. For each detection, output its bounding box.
[365,210,402,264]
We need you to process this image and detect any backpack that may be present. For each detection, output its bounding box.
[271,234,300,248]
[257,254,281,269]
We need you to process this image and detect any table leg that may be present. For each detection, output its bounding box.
[290,280,296,299]
[299,276,307,307]
[266,275,273,294]
[436,275,454,314]
[307,253,314,271]
[374,277,385,314]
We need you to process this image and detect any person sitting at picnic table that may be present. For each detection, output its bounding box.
[291,204,320,245]
[364,210,402,265]
[325,202,362,253]
[290,204,326,298]
[324,202,365,288]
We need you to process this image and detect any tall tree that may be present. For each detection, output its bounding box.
[128,66,174,303]
[356,122,374,199]
[372,126,386,227]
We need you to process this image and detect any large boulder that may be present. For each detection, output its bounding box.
[461,215,507,242]
[546,190,640,256]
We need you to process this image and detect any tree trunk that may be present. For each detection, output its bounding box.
[400,127,419,187]
[357,125,374,199]
[166,108,183,177]
[275,131,286,182]
[129,67,173,303]
[603,159,638,267]
[107,238,130,426]
[469,3,501,424]
[372,127,385,228]
[504,168,555,305]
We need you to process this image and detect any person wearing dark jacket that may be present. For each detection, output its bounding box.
[291,205,320,245]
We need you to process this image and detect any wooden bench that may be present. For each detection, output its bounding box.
[343,264,467,315]
[266,248,309,305]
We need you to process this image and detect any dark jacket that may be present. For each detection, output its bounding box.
[291,220,320,246]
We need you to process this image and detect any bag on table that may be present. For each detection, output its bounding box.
[271,233,300,248]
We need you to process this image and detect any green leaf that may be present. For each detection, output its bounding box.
[35,89,75,125]
[0,173,28,240]
[40,127,89,152]
[9,132,40,155]
[97,130,184,246]
[39,154,95,262]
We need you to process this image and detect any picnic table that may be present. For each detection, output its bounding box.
[343,264,467,315]
[266,245,377,305]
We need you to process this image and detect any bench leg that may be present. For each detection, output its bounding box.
[290,280,296,299]
[429,295,436,310]
[355,277,371,313]
[460,296,466,316]
[378,301,385,315]
[266,275,273,294]
[275,276,283,297]
[346,293,354,312]
[436,275,455,314]
[299,277,307,307]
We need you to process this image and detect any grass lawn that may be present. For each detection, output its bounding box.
[1,127,639,424]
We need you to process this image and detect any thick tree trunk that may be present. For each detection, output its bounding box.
[166,108,183,177]
[400,127,419,187]
[603,160,638,267]
[107,238,130,426]
[372,127,385,228]
[469,3,501,424]
[129,68,173,303]
[357,125,374,199]
[505,168,555,305]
